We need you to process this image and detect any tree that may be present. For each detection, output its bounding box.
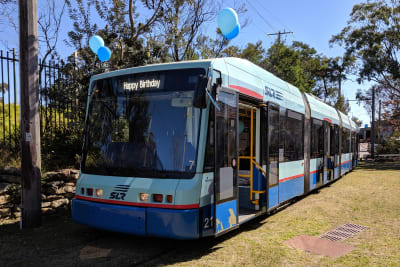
[331,0,400,89]
[332,0,400,125]
[38,0,66,75]
[160,0,215,61]
[0,0,16,32]
[240,41,264,65]
[0,83,9,92]
[352,116,362,127]
[264,39,321,93]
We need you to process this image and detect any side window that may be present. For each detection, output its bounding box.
[267,105,279,187]
[341,128,350,153]
[311,118,324,159]
[279,107,286,162]
[203,105,215,172]
[285,110,304,161]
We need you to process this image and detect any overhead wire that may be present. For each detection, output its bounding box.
[251,0,296,41]
[245,0,277,33]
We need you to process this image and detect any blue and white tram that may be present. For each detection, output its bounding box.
[72,57,359,239]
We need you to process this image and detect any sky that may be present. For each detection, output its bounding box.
[0,0,372,125]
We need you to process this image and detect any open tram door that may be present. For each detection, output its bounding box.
[213,87,240,236]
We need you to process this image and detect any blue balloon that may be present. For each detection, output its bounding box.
[224,23,240,40]
[89,35,104,54]
[97,46,111,62]
[218,8,239,36]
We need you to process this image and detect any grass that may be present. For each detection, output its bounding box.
[0,161,399,266]
[153,161,400,266]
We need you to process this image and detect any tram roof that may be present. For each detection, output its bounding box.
[217,58,305,114]
[304,93,340,125]
[90,59,213,81]
[338,110,351,129]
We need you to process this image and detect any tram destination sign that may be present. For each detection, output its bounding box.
[123,79,161,91]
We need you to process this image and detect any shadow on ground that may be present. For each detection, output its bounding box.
[0,210,268,266]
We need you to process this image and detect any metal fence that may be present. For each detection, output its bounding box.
[0,49,81,152]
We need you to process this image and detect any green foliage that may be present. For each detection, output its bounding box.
[0,103,20,147]
[332,0,400,130]
[41,128,82,172]
[352,116,363,127]
[331,0,400,85]
[377,131,400,154]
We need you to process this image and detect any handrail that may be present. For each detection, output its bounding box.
[251,159,266,176]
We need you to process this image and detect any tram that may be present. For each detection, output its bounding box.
[72,58,359,239]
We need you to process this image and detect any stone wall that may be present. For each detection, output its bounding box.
[0,167,78,220]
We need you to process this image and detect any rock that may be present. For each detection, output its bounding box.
[64,185,75,193]
[65,182,76,187]
[0,203,14,208]
[44,169,79,182]
[51,198,69,209]
[1,166,21,176]
[0,175,21,184]
[0,208,10,217]
[0,183,12,194]
[0,195,10,205]
[12,212,21,218]
[44,195,63,202]
[43,181,64,195]
[41,207,54,213]
[41,201,51,208]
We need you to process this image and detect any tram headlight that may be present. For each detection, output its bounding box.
[96,189,103,197]
[166,195,173,203]
[139,193,149,202]
[153,194,163,202]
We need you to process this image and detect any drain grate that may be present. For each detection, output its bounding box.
[320,223,368,242]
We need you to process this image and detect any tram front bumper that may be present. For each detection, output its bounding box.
[72,199,199,239]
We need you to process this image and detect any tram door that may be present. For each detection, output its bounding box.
[324,121,331,182]
[266,104,279,209]
[214,88,239,236]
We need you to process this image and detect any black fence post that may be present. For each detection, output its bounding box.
[13,48,17,151]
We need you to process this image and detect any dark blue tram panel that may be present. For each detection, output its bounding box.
[73,199,200,239]
[72,57,359,239]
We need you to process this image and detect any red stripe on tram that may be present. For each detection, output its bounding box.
[229,84,263,99]
[280,170,319,183]
[341,159,352,165]
[280,173,304,182]
[75,195,199,209]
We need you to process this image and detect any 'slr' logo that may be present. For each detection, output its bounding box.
[265,86,283,100]
[109,185,129,200]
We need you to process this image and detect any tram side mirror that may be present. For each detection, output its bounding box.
[193,74,211,109]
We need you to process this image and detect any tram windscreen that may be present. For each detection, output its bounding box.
[81,68,205,178]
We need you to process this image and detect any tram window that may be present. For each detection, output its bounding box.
[285,110,304,161]
[330,125,339,155]
[203,105,215,172]
[311,119,324,158]
[267,106,279,186]
[279,107,286,162]
[341,128,350,153]
[215,92,237,200]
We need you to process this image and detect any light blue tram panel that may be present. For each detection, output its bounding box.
[72,60,218,239]
[262,72,306,204]
[305,94,340,189]
[338,110,352,174]
[229,58,307,205]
